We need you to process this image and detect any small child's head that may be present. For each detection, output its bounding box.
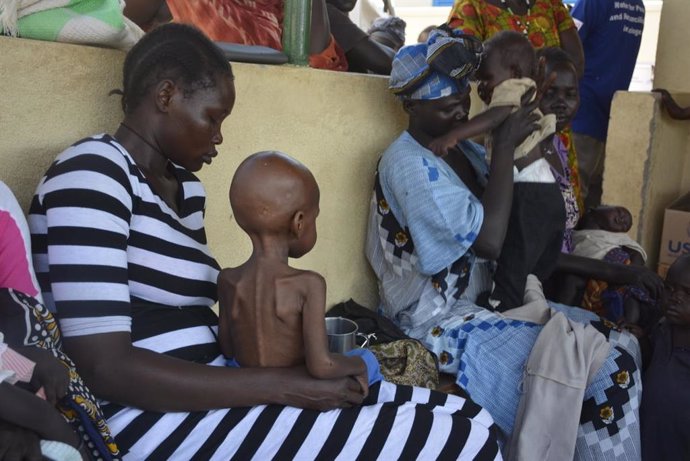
[475,30,536,104]
[417,25,437,44]
[537,47,580,132]
[230,151,320,258]
[663,254,690,327]
[578,205,633,233]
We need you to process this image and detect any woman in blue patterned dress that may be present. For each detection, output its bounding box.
[366,37,648,459]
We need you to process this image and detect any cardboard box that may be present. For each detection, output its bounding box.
[657,191,690,277]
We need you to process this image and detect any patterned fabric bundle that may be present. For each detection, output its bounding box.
[0,0,143,50]
[389,28,481,100]
[369,340,439,389]
[0,288,120,461]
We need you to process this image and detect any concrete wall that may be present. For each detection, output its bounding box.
[604,0,690,268]
[0,36,407,309]
[653,0,690,93]
[604,92,690,266]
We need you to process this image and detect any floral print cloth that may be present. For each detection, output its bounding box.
[447,0,575,48]
[0,289,120,460]
[550,133,582,253]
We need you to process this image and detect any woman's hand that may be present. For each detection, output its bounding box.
[280,373,365,411]
[625,265,664,301]
[492,87,541,152]
[18,347,69,405]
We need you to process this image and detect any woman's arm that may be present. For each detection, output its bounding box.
[556,252,664,300]
[310,0,331,55]
[0,383,80,448]
[345,41,394,75]
[64,333,363,412]
[558,27,585,78]
[471,94,542,259]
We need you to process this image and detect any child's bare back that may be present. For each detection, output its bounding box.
[218,151,378,396]
[218,262,323,368]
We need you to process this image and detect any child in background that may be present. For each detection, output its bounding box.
[572,206,655,328]
[640,253,690,460]
[218,151,380,397]
[429,30,564,311]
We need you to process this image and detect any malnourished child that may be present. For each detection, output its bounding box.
[218,151,380,397]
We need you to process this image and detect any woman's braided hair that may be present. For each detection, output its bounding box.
[114,23,233,114]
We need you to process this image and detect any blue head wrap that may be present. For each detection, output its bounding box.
[389,28,483,100]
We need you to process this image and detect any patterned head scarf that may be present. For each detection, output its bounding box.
[389,28,483,100]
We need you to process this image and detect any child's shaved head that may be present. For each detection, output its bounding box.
[230,151,319,236]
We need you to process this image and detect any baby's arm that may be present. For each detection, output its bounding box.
[428,105,514,156]
[301,273,369,394]
[13,346,69,405]
[0,382,80,449]
[627,248,646,266]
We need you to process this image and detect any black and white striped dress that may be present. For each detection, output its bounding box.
[29,135,501,460]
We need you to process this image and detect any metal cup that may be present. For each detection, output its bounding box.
[325,317,359,353]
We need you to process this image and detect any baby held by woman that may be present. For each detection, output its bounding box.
[430,29,564,311]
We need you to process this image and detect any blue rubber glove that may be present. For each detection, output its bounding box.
[345,348,383,384]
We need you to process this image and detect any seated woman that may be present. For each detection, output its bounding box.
[366,38,646,459]
[28,23,501,459]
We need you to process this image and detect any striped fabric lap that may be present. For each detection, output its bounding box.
[313,407,364,460]
[230,405,287,460]
[271,410,323,460]
[102,381,500,460]
[146,411,209,460]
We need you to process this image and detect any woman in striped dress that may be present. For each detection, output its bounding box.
[28,23,501,460]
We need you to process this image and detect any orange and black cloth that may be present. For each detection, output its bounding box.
[166,0,348,71]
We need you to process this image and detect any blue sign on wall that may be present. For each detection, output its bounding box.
[432,0,455,6]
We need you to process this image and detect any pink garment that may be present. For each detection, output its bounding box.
[0,343,35,384]
[0,181,40,296]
